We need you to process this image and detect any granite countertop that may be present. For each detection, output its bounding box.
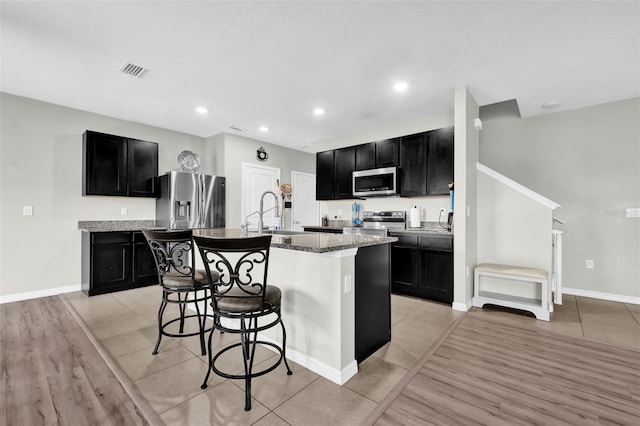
[193,228,397,254]
[78,220,164,232]
[303,222,453,236]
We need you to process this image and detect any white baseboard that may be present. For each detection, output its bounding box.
[0,284,81,304]
[259,333,358,385]
[562,287,640,305]
[452,299,472,312]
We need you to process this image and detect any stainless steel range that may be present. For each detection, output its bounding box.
[343,211,406,236]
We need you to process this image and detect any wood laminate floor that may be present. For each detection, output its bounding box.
[3,288,639,425]
[0,296,160,426]
[369,312,640,425]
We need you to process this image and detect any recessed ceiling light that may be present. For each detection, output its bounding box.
[259,126,269,132]
[313,108,325,116]
[542,101,560,108]
[195,107,208,114]
[393,81,409,92]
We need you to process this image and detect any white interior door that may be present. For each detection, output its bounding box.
[291,171,319,231]
[242,163,280,230]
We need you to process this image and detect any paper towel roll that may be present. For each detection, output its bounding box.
[410,206,421,228]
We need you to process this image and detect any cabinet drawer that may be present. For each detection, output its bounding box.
[419,235,453,251]
[92,232,131,245]
[392,234,418,247]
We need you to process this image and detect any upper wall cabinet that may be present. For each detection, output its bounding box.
[83,130,158,198]
[426,127,454,195]
[355,138,399,171]
[399,127,454,197]
[316,150,335,200]
[334,146,356,199]
[315,127,452,200]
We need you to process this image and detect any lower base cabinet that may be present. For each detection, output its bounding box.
[355,243,391,363]
[391,233,453,304]
[82,231,157,296]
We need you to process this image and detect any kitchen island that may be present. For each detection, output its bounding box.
[192,228,397,385]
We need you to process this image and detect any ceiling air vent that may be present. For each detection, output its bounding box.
[119,62,148,78]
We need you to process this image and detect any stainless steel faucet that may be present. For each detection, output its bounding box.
[258,190,280,233]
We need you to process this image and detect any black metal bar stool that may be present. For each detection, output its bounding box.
[193,235,292,411]
[142,229,215,356]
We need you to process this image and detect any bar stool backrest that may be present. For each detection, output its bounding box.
[142,229,196,286]
[193,235,272,312]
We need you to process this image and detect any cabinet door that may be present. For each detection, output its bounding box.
[391,245,419,296]
[426,127,454,195]
[355,143,376,170]
[418,250,453,304]
[83,131,127,196]
[316,150,335,200]
[133,232,158,285]
[399,132,427,196]
[127,139,158,197]
[376,138,399,167]
[334,146,356,199]
[91,233,132,294]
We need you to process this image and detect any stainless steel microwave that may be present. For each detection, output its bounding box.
[352,167,398,197]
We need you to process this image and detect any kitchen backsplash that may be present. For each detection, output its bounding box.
[321,195,451,224]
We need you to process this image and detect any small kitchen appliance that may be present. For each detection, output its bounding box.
[352,167,399,197]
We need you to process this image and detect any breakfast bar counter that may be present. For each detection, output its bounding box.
[193,228,396,385]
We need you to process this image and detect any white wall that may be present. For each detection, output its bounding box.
[0,93,314,300]
[477,172,553,271]
[216,133,315,228]
[451,87,479,311]
[479,97,640,299]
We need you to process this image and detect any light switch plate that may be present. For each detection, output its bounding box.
[22,205,33,216]
[626,208,640,218]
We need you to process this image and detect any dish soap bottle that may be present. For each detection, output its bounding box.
[352,202,362,225]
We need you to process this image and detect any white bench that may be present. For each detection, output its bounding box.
[473,263,550,321]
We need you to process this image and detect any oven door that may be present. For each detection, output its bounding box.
[352,167,398,197]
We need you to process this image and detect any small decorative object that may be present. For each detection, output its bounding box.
[256,146,269,162]
[177,150,201,172]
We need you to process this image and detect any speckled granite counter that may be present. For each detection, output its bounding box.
[78,220,163,232]
[302,222,453,236]
[390,223,453,236]
[193,228,397,253]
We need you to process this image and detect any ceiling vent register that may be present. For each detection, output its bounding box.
[119,62,148,78]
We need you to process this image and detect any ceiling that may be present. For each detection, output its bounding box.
[1,1,638,152]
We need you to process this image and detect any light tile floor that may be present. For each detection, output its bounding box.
[63,288,640,425]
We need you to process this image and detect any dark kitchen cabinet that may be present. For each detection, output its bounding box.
[82,231,157,296]
[355,243,391,363]
[316,150,335,200]
[399,132,427,196]
[83,130,158,198]
[334,146,356,199]
[390,232,453,303]
[355,139,399,171]
[355,143,376,170]
[127,139,159,197]
[375,138,399,167]
[426,127,454,195]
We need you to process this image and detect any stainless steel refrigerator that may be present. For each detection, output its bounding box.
[155,171,225,229]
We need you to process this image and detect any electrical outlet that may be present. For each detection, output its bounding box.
[120,207,128,215]
[22,205,33,216]
[343,274,352,294]
[586,259,594,269]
